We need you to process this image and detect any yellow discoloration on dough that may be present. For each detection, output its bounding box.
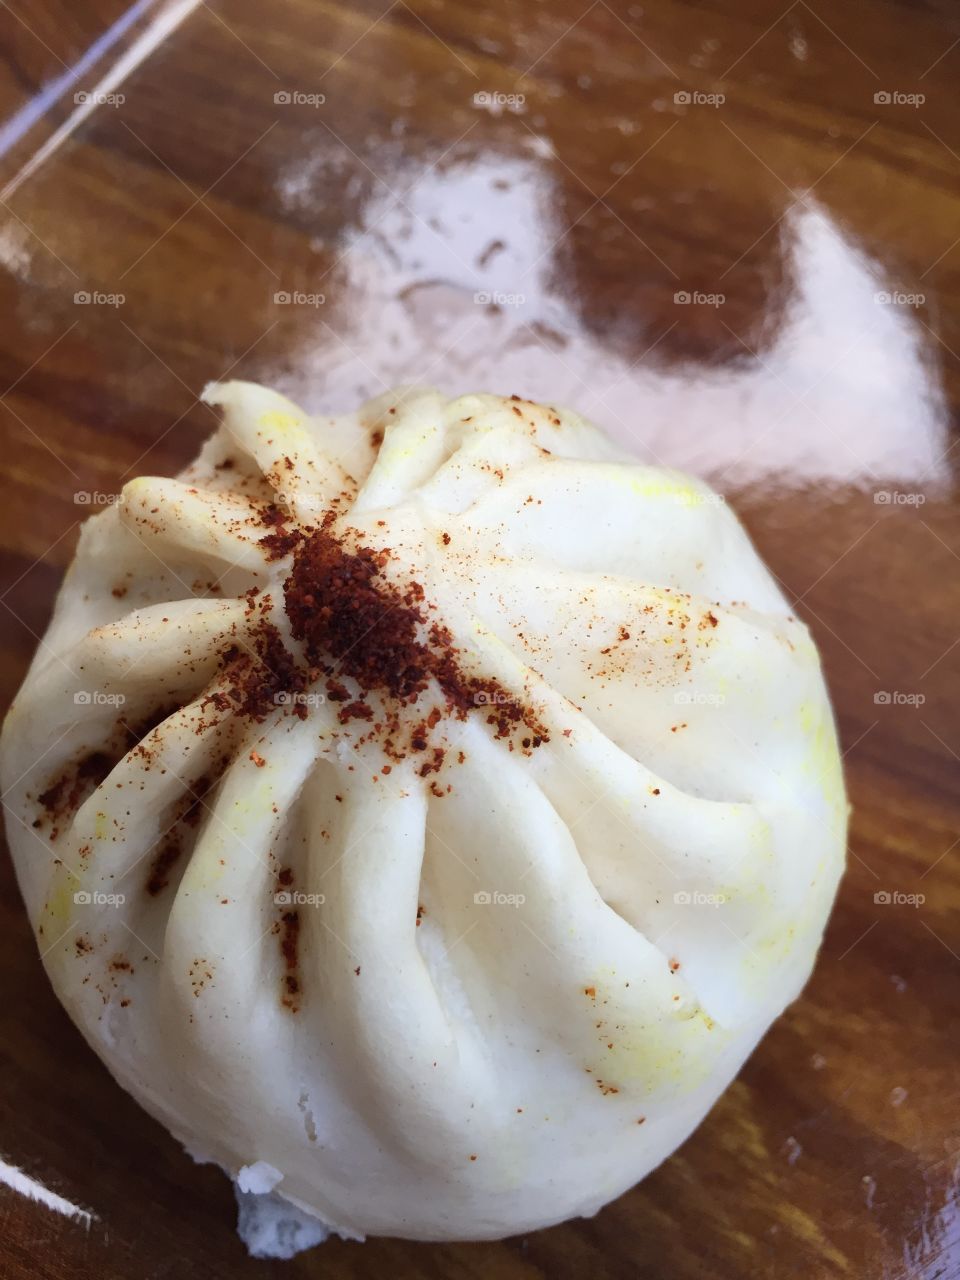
[120,475,154,505]
[628,475,707,504]
[231,778,276,821]
[258,410,303,435]
[798,701,846,823]
[603,1018,725,1093]
[584,972,731,1094]
[192,775,279,889]
[385,425,440,462]
[40,863,75,932]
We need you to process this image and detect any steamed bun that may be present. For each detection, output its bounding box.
[1,382,846,1243]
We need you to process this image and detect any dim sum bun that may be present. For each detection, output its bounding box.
[1,382,846,1242]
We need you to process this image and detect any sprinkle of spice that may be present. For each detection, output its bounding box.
[284,525,549,754]
[278,903,302,1013]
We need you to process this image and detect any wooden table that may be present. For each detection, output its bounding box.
[1,1,958,1276]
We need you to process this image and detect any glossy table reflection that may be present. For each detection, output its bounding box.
[0,1,958,1277]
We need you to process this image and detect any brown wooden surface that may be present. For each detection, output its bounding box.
[1,0,959,1276]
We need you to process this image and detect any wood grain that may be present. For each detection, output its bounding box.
[0,1,958,1277]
